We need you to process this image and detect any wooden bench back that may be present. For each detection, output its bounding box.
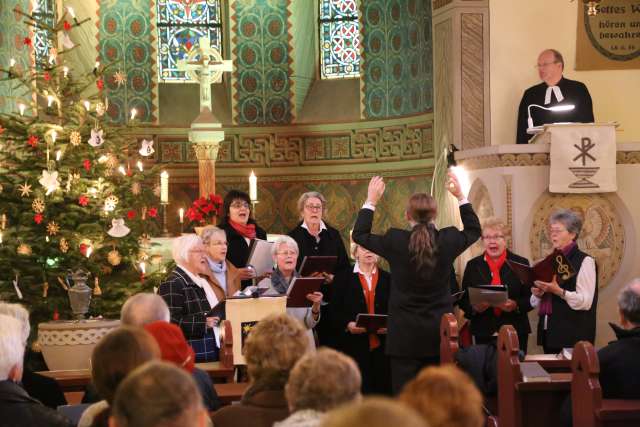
[440,312,459,364]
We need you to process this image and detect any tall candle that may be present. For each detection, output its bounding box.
[249,170,257,201]
[179,208,184,224]
[160,171,169,203]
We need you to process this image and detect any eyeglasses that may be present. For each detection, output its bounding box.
[230,201,250,209]
[482,235,505,241]
[535,61,559,69]
[549,227,567,235]
[304,204,323,211]
[188,249,206,255]
[276,250,298,257]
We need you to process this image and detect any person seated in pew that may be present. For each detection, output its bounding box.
[320,398,428,427]
[109,361,209,427]
[596,279,640,399]
[531,209,597,354]
[257,236,323,350]
[78,327,160,427]
[211,313,310,427]
[276,348,362,427]
[143,321,221,412]
[331,243,391,395]
[0,314,73,427]
[0,302,66,409]
[400,365,484,427]
[459,217,533,353]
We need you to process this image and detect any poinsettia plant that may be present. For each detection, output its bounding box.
[186,194,224,224]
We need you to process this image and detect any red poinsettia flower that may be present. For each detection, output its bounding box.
[96,79,104,90]
[127,210,136,220]
[63,21,72,31]
[201,203,213,214]
[78,195,89,206]
[83,159,91,171]
[23,37,32,47]
[148,207,158,218]
[34,213,43,224]
[27,135,38,147]
[43,72,50,81]
[185,193,222,224]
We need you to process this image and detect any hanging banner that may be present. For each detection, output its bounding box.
[576,0,640,70]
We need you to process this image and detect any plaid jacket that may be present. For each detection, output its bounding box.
[158,267,218,362]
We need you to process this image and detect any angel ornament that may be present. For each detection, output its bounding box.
[138,139,155,157]
[107,218,131,238]
[39,170,60,195]
[88,128,105,147]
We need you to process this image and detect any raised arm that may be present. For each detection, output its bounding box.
[352,176,390,257]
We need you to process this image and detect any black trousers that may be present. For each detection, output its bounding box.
[389,354,440,395]
[359,346,391,396]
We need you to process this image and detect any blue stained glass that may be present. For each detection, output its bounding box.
[33,0,56,70]
[319,0,360,79]
[157,0,222,81]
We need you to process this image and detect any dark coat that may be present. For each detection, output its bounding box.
[211,388,289,427]
[460,251,532,339]
[597,324,640,399]
[352,203,481,358]
[0,380,73,427]
[20,369,66,409]
[218,218,267,289]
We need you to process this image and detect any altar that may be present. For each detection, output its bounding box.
[455,141,640,348]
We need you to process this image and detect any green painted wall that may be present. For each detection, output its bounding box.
[0,0,30,114]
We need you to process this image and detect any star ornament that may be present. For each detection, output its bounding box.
[18,182,33,197]
[46,221,60,236]
[88,129,104,147]
[39,170,61,195]
[113,70,126,87]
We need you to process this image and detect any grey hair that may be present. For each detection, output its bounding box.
[549,209,582,239]
[0,314,26,380]
[271,235,299,258]
[121,293,170,326]
[297,191,327,214]
[618,279,640,326]
[171,234,202,266]
[199,225,226,246]
[0,302,30,344]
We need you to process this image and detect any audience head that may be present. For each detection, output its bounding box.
[298,191,327,227]
[91,326,160,404]
[143,321,195,373]
[0,302,30,344]
[399,365,483,427]
[223,190,253,225]
[285,348,361,413]
[272,235,300,274]
[406,193,438,277]
[244,313,309,389]
[120,293,170,326]
[172,234,209,274]
[109,361,207,427]
[321,398,428,427]
[0,314,26,382]
[350,243,379,266]
[549,209,582,249]
[537,49,564,84]
[481,217,509,259]
[200,225,228,263]
[618,279,640,329]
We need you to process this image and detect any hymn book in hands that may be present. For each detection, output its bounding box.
[506,249,576,287]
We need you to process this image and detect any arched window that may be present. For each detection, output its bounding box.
[33,0,56,69]
[319,0,360,79]
[156,0,223,81]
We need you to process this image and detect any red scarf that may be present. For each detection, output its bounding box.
[358,269,380,351]
[485,250,507,316]
[229,219,256,239]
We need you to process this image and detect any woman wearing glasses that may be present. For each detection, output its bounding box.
[288,191,350,347]
[257,236,323,349]
[218,190,268,289]
[459,217,533,353]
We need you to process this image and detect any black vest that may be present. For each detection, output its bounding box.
[538,246,598,349]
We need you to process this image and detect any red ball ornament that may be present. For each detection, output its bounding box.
[23,37,32,47]
[127,210,136,220]
[27,135,39,147]
[96,79,104,90]
[34,213,43,224]
[83,159,91,171]
[63,21,72,31]
[148,207,158,218]
[43,72,51,81]
[78,195,89,206]
[79,243,88,256]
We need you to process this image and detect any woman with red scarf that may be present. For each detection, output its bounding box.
[459,217,533,353]
[218,190,268,289]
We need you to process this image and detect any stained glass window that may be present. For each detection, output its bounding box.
[156,0,222,81]
[33,0,57,70]
[319,0,360,79]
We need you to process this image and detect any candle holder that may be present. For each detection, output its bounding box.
[250,200,259,219]
[161,202,171,237]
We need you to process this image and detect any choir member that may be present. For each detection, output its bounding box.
[353,172,481,393]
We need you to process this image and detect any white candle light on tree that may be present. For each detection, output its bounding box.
[160,171,169,204]
[18,103,26,116]
[249,170,257,201]
[179,208,184,224]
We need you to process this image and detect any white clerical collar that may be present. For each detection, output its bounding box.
[302,220,327,233]
[544,85,564,105]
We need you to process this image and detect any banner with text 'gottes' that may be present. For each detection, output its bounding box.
[576,1,640,70]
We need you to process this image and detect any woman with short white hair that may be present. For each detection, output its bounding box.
[200,225,241,300]
[258,235,323,349]
[159,234,221,362]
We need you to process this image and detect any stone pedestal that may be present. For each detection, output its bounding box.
[189,108,225,196]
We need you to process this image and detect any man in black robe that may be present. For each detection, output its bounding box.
[516,49,594,144]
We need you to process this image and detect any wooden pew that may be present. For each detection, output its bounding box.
[440,312,459,364]
[497,325,571,427]
[571,341,640,427]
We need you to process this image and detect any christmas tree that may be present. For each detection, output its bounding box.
[0,6,161,325]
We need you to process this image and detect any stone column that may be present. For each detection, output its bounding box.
[189,108,225,196]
